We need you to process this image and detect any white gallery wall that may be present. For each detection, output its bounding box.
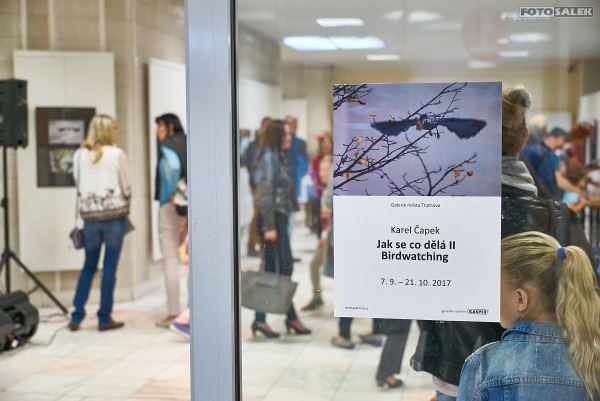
[579,90,600,123]
[238,78,282,132]
[579,90,600,162]
[148,59,187,261]
[14,50,116,272]
[148,61,288,259]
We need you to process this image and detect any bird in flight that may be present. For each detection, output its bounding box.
[371,113,486,139]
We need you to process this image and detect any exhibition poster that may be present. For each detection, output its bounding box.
[333,82,501,322]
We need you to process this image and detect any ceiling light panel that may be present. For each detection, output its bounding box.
[283,36,337,51]
[426,21,462,30]
[316,18,364,27]
[408,10,442,23]
[509,32,551,44]
[283,36,386,51]
[384,10,404,21]
[367,54,400,61]
[329,36,386,50]
[468,61,496,69]
[499,50,530,58]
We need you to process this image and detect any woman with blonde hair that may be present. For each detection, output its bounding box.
[69,114,131,332]
[458,231,600,400]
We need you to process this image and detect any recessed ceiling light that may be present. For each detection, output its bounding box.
[283,36,337,51]
[367,54,400,61]
[500,12,521,21]
[384,10,404,21]
[499,50,530,58]
[329,36,385,50]
[497,37,510,45]
[316,18,364,27]
[468,61,496,69]
[509,32,551,44]
[426,20,461,30]
[408,10,442,23]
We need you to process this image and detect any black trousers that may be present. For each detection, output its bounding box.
[255,212,298,323]
[338,317,385,339]
[376,319,412,380]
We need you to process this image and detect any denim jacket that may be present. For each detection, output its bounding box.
[457,321,593,401]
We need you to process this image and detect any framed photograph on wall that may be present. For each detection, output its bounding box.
[35,107,95,187]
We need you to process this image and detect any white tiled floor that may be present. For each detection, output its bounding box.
[0,225,434,401]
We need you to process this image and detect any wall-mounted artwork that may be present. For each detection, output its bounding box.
[35,107,95,187]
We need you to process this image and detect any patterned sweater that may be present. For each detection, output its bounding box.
[73,146,131,221]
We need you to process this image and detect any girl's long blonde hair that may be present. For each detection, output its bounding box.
[502,231,600,398]
[82,115,117,163]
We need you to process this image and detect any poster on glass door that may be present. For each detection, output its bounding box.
[332,82,501,322]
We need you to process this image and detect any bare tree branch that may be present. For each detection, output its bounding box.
[333,84,373,110]
[333,82,480,196]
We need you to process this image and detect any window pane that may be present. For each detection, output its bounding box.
[236,1,600,400]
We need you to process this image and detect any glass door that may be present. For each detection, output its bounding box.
[185,0,600,400]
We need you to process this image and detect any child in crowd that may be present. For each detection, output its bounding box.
[302,155,333,311]
[562,173,589,212]
[170,236,190,340]
[457,231,600,401]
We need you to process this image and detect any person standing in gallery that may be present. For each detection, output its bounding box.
[69,115,131,332]
[252,119,311,338]
[284,115,308,243]
[154,113,188,328]
[241,116,272,257]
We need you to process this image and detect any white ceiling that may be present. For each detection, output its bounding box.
[238,0,600,68]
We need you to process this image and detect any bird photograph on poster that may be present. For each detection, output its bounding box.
[333,82,501,196]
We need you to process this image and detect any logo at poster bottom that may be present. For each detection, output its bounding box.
[467,308,490,315]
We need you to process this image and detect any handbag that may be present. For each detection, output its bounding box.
[240,156,297,314]
[173,178,188,216]
[70,151,85,250]
[240,259,298,314]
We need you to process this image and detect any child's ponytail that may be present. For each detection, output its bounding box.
[556,245,600,399]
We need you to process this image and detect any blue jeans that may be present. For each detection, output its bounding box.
[437,391,457,401]
[72,217,126,325]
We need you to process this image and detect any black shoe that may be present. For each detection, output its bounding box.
[376,376,404,389]
[285,319,312,335]
[68,321,80,331]
[98,320,125,332]
[359,334,383,347]
[301,297,323,311]
[251,321,280,339]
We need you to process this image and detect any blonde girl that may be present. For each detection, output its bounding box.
[458,231,600,401]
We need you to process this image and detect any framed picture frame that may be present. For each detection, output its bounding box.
[35,107,95,187]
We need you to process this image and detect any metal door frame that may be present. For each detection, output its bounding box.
[186,0,239,399]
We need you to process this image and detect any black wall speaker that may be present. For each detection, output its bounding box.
[0,79,28,148]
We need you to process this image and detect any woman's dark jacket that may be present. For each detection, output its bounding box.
[154,132,187,201]
[254,148,294,231]
[410,184,595,385]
